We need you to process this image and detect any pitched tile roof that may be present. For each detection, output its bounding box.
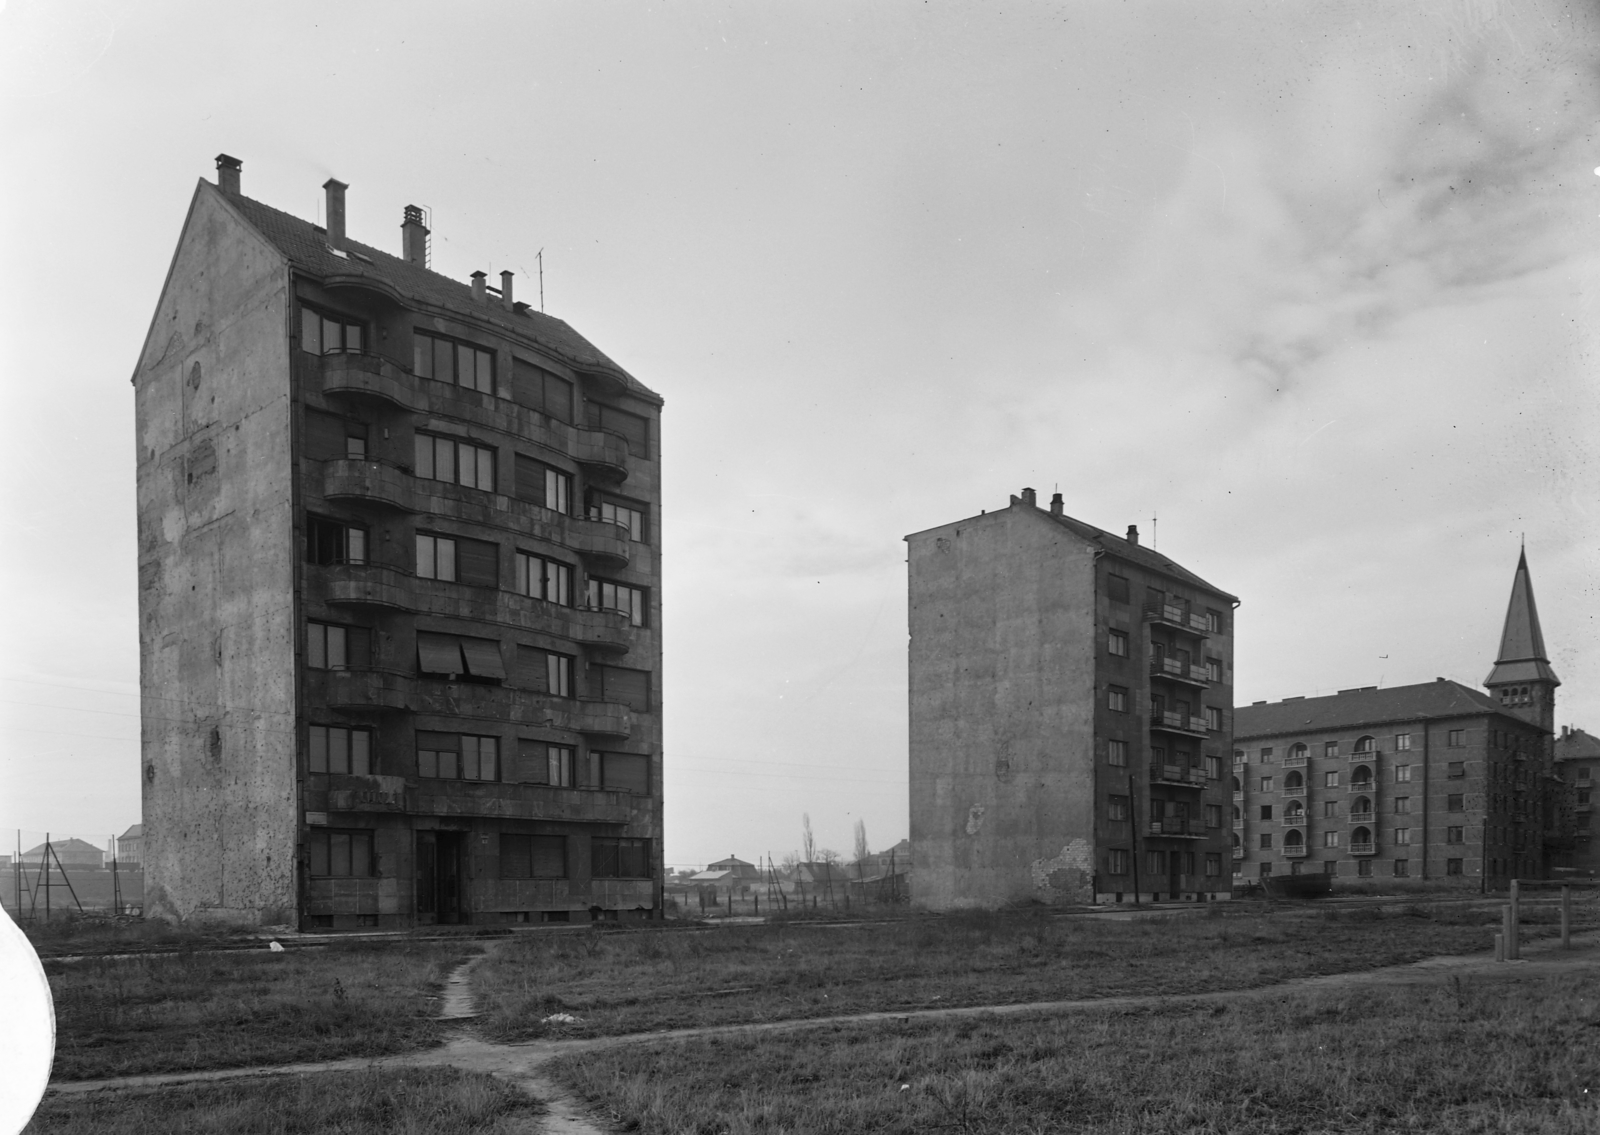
[1556,727,1600,763]
[1235,679,1509,739]
[1046,510,1236,600]
[216,183,661,404]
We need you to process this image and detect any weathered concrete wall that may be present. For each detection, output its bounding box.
[908,506,1098,909]
[135,183,297,924]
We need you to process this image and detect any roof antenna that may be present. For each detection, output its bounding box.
[536,248,545,312]
[1152,511,1158,551]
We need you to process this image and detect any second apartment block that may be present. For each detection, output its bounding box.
[907,489,1237,908]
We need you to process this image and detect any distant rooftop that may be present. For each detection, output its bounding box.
[1235,678,1512,739]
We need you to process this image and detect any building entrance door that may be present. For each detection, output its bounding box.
[416,831,467,925]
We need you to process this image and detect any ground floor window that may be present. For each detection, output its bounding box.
[1393,858,1409,877]
[1357,859,1372,877]
[592,837,650,878]
[1323,860,1338,875]
[1107,848,1129,875]
[1258,862,1272,878]
[500,834,567,879]
[308,829,373,877]
[1204,853,1220,877]
[1446,858,1464,876]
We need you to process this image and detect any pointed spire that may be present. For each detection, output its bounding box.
[1484,549,1559,688]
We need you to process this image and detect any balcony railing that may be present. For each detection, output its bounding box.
[1283,845,1309,858]
[1149,763,1206,787]
[1349,749,1380,762]
[1281,786,1306,798]
[1349,841,1376,855]
[1143,603,1212,636]
[307,669,637,738]
[1232,790,1245,801]
[323,459,419,512]
[1347,781,1375,794]
[1282,753,1308,768]
[318,351,414,410]
[321,563,418,612]
[1147,819,1205,838]
[1152,711,1208,736]
[1149,657,1210,687]
[1347,811,1374,825]
[1281,813,1307,828]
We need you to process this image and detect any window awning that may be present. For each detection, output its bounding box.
[418,633,464,676]
[460,637,506,680]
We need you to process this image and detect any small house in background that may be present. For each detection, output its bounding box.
[688,855,762,902]
[106,824,144,867]
[23,838,105,870]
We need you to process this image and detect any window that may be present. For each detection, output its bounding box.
[415,331,494,394]
[1206,657,1223,682]
[511,358,574,422]
[1260,777,1274,793]
[587,578,648,627]
[307,622,368,671]
[1107,739,1127,767]
[500,834,567,879]
[307,829,373,877]
[1446,858,1463,876]
[1580,789,1592,805]
[1259,748,1274,761]
[1107,630,1128,657]
[592,837,650,878]
[1107,849,1129,875]
[1108,795,1130,821]
[591,664,652,712]
[515,553,573,606]
[300,305,363,355]
[1146,850,1166,875]
[1324,771,1340,789]
[522,743,576,787]
[515,455,571,514]
[1324,741,1339,758]
[1259,862,1272,878]
[515,646,573,697]
[1260,805,1273,821]
[416,534,456,581]
[1394,828,1411,845]
[1446,826,1464,844]
[1204,804,1222,829]
[1205,609,1222,633]
[1448,729,1465,748]
[1393,859,1410,877]
[1106,575,1129,603]
[307,516,366,565]
[1205,706,1223,730]
[416,732,499,781]
[1581,767,1592,782]
[304,409,369,462]
[1107,686,1128,713]
[308,725,372,775]
[1356,858,1372,877]
[415,432,496,491]
[585,402,650,458]
[1204,853,1221,877]
[1323,831,1340,848]
[1259,833,1273,849]
[587,493,648,542]
[1324,800,1339,818]
[1203,755,1220,780]
[1394,797,1411,815]
[597,752,651,795]
[417,632,505,682]
[1394,733,1412,751]
[1447,794,1464,812]
[1395,764,1412,783]
[1443,760,1467,779]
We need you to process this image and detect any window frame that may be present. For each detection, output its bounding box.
[306,828,375,878]
[299,304,364,356]
[414,330,495,394]
[415,431,497,492]
[1107,630,1129,657]
[308,724,373,776]
[416,533,458,581]
[586,577,649,627]
[591,836,651,879]
[1107,739,1128,767]
[416,733,500,782]
[515,552,574,606]
[1106,685,1128,713]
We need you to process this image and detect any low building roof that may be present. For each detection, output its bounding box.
[1556,728,1600,763]
[1235,679,1515,740]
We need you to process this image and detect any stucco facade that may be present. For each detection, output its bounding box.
[908,489,1236,909]
[135,157,663,928]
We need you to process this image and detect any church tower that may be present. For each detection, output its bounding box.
[1484,549,1559,735]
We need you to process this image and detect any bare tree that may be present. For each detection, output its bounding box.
[853,818,870,865]
[801,813,816,864]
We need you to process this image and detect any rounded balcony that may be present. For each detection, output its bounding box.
[323,459,419,513]
[572,428,631,481]
[565,515,631,569]
[318,352,417,411]
[322,564,417,612]
[317,668,414,713]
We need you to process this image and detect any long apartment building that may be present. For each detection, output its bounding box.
[907,488,1237,908]
[134,156,663,928]
[1232,552,1569,887]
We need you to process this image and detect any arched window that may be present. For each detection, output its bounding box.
[1232,805,1241,822]
[1284,828,1304,848]
[1353,796,1372,817]
[1354,736,1375,754]
[1352,826,1372,848]
[1232,832,1241,849]
[1285,800,1304,820]
[1284,770,1304,789]
[1351,765,1373,788]
[1231,776,1241,793]
[1289,743,1307,761]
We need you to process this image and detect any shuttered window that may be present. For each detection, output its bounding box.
[459,637,506,681]
[455,537,499,587]
[500,834,568,879]
[599,752,650,795]
[418,633,503,682]
[515,553,572,605]
[592,837,650,878]
[511,358,574,423]
[415,432,496,491]
[414,331,494,394]
[593,665,651,712]
[584,402,650,458]
[308,725,372,776]
[514,454,571,513]
[305,409,364,461]
[515,646,571,696]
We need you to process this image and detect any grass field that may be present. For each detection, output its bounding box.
[553,968,1600,1134]
[24,1067,539,1134]
[45,939,471,1080]
[472,900,1593,1041]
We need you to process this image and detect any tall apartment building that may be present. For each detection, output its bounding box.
[134,156,663,928]
[907,488,1237,908]
[1555,726,1600,875]
[1232,552,1567,887]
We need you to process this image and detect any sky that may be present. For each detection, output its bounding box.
[2,0,1598,869]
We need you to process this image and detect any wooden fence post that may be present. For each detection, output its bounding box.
[1562,884,1571,949]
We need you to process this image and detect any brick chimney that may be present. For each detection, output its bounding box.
[1050,492,1063,517]
[500,270,514,311]
[1127,525,1139,546]
[401,205,429,266]
[471,271,487,302]
[323,179,347,246]
[1020,487,1036,508]
[214,154,241,195]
